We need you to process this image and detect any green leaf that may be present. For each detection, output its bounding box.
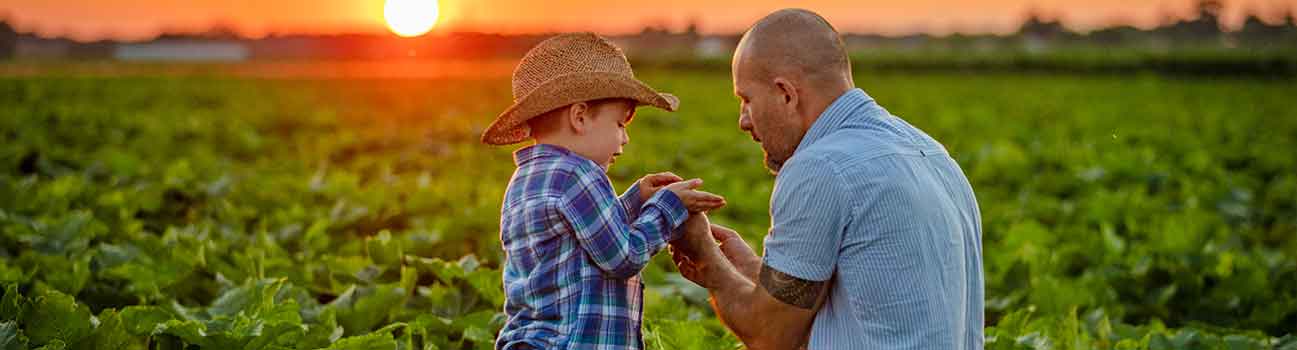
[319,331,396,350]
[301,307,344,349]
[29,340,63,350]
[301,219,333,254]
[239,321,308,350]
[207,278,286,319]
[418,284,473,318]
[328,284,407,335]
[399,266,417,300]
[451,310,501,346]
[396,329,413,350]
[365,230,403,267]
[0,284,26,323]
[77,309,144,350]
[22,254,91,296]
[410,256,477,284]
[151,319,213,348]
[24,286,93,346]
[0,262,27,286]
[100,236,201,299]
[20,211,101,255]
[324,256,377,289]
[161,278,311,349]
[118,306,174,336]
[1276,335,1297,350]
[464,269,503,308]
[0,321,30,350]
[407,315,453,337]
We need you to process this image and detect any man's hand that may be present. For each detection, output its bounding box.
[710,224,761,282]
[636,172,684,202]
[669,212,725,288]
[664,179,727,213]
[669,218,820,350]
[669,213,710,286]
[672,222,762,287]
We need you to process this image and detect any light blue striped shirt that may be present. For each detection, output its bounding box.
[762,88,984,349]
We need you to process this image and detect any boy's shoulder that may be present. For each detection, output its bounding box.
[509,152,609,201]
[517,152,602,181]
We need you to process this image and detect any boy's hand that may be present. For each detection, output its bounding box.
[637,172,685,202]
[664,179,727,213]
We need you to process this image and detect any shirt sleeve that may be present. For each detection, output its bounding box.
[762,155,850,282]
[557,170,689,279]
[618,181,645,219]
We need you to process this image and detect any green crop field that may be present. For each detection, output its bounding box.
[1,66,1295,349]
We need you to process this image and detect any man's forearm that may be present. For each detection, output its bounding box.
[703,259,773,349]
[704,260,818,350]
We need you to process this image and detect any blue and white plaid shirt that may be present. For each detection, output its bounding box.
[495,144,689,350]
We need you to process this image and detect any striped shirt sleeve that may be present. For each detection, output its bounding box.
[618,181,645,219]
[763,154,850,282]
[557,168,689,279]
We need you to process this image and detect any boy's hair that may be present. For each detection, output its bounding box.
[527,98,636,137]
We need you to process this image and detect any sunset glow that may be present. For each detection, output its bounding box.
[0,0,1294,41]
[384,0,440,37]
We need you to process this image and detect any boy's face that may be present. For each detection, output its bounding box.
[579,99,636,168]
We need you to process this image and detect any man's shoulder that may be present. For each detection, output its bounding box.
[784,129,944,200]
[792,130,904,175]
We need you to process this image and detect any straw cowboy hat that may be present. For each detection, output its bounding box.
[481,32,680,145]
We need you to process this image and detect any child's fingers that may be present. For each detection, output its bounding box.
[684,198,726,211]
[664,179,698,192]
[681,191,726,208]
[692,201,726,211]
[647,172,683,185]
[690,190,726,202]
[682,178,703,190]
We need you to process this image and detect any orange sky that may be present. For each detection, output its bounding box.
[2,0,1294,41]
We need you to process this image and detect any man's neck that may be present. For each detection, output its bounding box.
[800,85,853,131]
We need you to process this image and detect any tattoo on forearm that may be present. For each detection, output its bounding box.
[759,264,827,309]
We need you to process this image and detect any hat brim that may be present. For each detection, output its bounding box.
[481,71,679,145]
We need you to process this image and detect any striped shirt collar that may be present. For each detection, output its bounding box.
[796,88,877,153]
[514,143,579,166]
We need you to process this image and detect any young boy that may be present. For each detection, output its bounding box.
[482,33,725,350]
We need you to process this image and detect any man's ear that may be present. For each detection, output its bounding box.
[772,77,799,111]
[566,102,591,135]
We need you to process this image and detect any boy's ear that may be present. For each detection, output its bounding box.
[567,102,590,135]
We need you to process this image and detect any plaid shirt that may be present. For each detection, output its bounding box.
[495,144,689,350]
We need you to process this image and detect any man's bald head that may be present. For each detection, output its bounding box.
[733,8,853,91]
[731,9,855,175]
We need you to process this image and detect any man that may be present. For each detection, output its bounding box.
[669,8,985,350]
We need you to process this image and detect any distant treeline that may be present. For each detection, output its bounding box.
[642,49,1297,77]
[0,0,1294,77]
[851,51,1297,77]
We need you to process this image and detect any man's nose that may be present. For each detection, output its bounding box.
[738,113,754,132]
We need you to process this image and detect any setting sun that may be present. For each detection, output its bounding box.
[384,0,440,37]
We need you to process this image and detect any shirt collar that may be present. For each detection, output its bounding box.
[513,143,579,166]
[796,88,875,152]
[514,143,606,171]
